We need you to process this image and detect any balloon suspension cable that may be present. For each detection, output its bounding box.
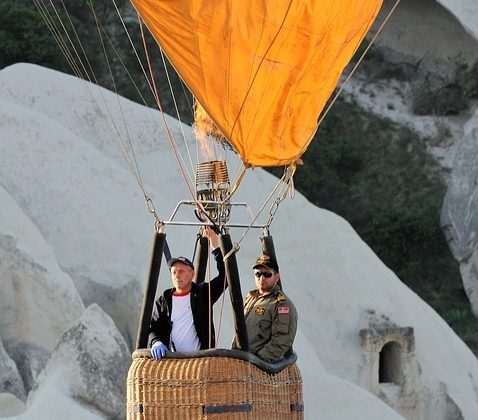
[228,163,249,199]
[224,163,296,260]
[92,4,169,221]
[90,3,147,194]
[34,2,229,232]
[136,17,195,199]
[264,164,296,230]
[223,242,241,263]
[111,0,158,102]
[317,0,400,130]
[159,48,196,176]
[33,0,162,209]
[145,196,164,233]
[36,0,90,82]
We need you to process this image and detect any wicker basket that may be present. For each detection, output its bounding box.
[127,350,303,419]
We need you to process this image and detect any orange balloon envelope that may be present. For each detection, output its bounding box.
[130,0,383,167]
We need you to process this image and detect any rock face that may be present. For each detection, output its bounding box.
[438,1,478,318]
[438,0,478,40]
[30,304,131,419]
[374,0,478,77]
[0,187,84,394]
[0,340,25,401]
[0,393,25,417]
[0,71,151,350]
[441,109,478,317]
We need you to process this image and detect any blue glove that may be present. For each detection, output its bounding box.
[151,341,168,360]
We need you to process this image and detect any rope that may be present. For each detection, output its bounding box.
[135,16,227,225]
[222,165,295,262]
[34,0,164,225]
[90,4,147,193]
[34,0,287,237]
[265,164,296,229]
[33,0,400,245]
[159,48,195,181]
[207,240,212,348]
[137,17,194,196]
[32,0,401,354]
[34,1,214,228]
[228,163,249,199]
[215,271,228,347]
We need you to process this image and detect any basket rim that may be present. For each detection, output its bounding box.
[132,348,298,374]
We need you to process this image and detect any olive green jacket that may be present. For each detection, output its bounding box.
[239,285,298,363]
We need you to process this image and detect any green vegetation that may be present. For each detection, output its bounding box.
[411,62,478,116]
[0,0,69,71]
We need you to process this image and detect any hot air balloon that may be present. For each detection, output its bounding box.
[130,0,384,167]
[33,0,393,417]
[125,1,384,419]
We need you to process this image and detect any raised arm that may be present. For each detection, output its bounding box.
[201,228,227,301]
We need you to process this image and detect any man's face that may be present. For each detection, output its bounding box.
[253,267,279,294]
[171,262,195,292]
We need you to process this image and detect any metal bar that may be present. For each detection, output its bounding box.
[162,221,264,228]
[168,200,253,221]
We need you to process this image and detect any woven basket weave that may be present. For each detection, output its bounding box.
[127,351,303,419]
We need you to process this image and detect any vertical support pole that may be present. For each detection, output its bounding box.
[135,231,166,350]
[219,234,249,352]
[261,235,283,290]
[261,235,276,259]
[194,236,209,285]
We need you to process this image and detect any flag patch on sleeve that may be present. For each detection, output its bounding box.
[278,306,289,314]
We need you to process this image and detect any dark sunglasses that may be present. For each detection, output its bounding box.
[254,271,273,278]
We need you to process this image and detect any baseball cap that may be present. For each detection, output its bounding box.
[168,256,194,270]
[252,255,279,271]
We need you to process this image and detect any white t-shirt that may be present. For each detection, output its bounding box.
[170,291,200,352]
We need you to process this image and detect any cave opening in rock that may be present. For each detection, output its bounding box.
[379,341,401,384]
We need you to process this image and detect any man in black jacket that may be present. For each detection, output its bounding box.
[148,228,227,360]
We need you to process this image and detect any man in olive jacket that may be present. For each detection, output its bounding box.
[148,229,226,360]
[234,255,298,363]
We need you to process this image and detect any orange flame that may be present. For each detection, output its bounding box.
[193,99,231,160]
[194,126,215,161]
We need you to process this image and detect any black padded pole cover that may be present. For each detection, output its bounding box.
[261,235,276,259]
[135,231,166,350]
[219,234,249,352]
[194,236,209,285]
[261,235,283,290]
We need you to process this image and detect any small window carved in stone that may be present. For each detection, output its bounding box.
[379,341,402,384]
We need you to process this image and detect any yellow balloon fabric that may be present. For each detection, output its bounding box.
[130,0,383,167]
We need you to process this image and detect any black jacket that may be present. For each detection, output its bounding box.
[148,248,227,350]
